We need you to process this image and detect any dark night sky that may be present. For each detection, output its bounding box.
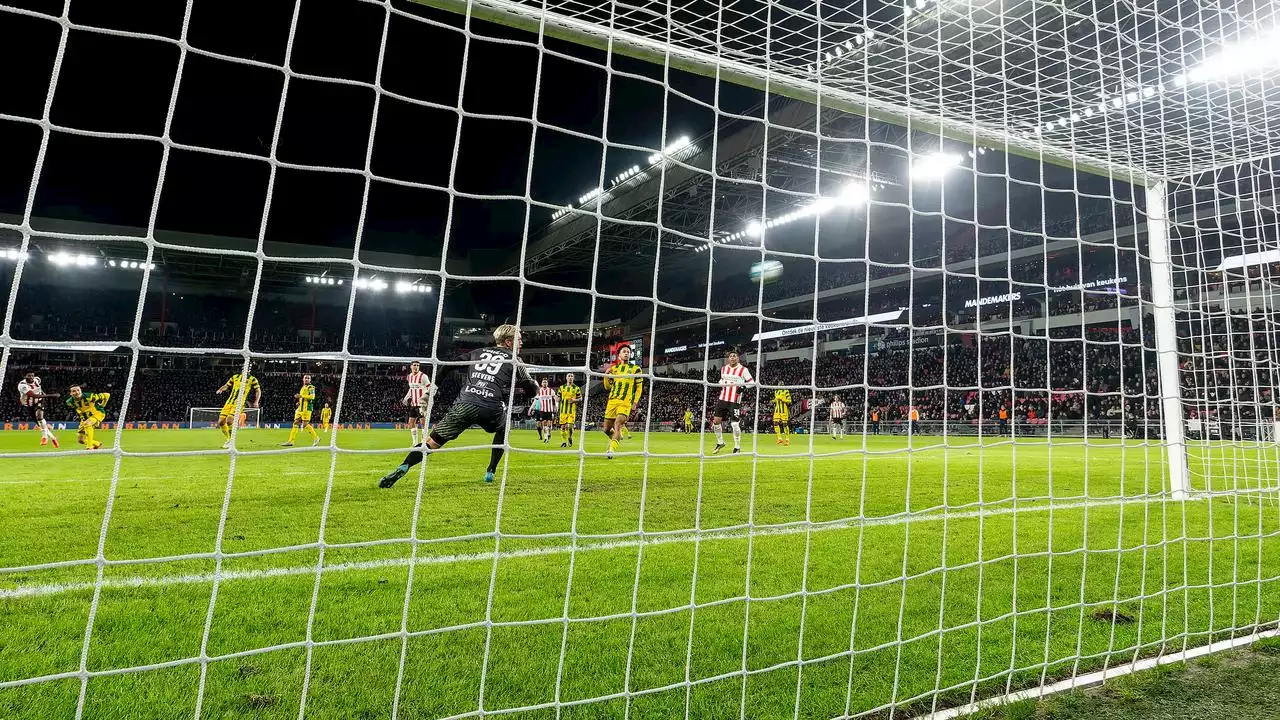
[0,0,761,265]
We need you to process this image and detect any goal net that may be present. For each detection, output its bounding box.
[188,408,261,431]
[2,0,1280,719]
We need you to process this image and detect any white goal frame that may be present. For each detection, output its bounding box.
[186,407,261,431]
[4,0,1280,718]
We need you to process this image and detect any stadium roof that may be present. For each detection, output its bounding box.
[0,213,459,294]
[415,0,1280,181]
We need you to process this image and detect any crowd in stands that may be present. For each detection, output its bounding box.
[4,227,1276,440]
[659,207,1121,321]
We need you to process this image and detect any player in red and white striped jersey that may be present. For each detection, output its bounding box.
[17,371,59,448]
[828,396,847,440]
[710,349,754,454]
[401,361,435,446]
[532,378,559,443]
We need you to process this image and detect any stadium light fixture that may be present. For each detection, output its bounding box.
[912,152,963,181]
[646,136,691,164]
[719,181,873,245]
[839,181,870,205]
[1188,27,1280,82]
[1042,28,1280,136]
[555,136,699,222]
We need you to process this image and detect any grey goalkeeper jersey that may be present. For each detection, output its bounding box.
[457,346,538,410]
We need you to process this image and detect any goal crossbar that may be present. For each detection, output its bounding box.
[408,0,1151,183]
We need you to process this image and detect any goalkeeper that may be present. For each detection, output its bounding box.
[378,324,538,488]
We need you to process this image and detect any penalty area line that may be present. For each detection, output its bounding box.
[0,496,1178,600]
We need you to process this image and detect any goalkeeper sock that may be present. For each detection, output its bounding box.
[307,424,317,441]
[714,424,725,445]
[402,445,429,469]
[730,421,742,449]
[287,426,299,443]
[487,427,507,472]
[222,423,232,440]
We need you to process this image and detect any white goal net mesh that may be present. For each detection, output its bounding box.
[1,0,1279,719]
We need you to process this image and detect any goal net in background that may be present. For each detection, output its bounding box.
[1,1,1280,719]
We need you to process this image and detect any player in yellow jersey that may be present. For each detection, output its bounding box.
[772,388,793,445]
[558,373,581,448]
[215,365,261,449]
[65,385,110,450]
[601,345,644,459]
[320,402,332,431]
[282,374,319,447]
[683,407,694,433]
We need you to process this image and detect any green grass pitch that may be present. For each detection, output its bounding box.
[2,428,1279,719]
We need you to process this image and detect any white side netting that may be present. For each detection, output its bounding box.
[2,1,1280,719]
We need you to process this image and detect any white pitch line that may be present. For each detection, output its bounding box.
[0,453,885,485]
[0,496,1179,601]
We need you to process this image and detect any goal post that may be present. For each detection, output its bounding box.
[187,407,261,430]
[1145,181,1191,500]
[5,0,1280,718]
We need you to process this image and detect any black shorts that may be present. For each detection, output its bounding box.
[538,411,556,422]
[831,417,844,426]
[430,402,506,444]
[407,405,426,420]
[23,403,43,421]
[713,400,741,421]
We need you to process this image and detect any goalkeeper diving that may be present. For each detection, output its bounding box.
[377,324,538,488]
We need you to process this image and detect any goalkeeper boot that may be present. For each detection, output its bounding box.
[484,470,495,483]
[379,465,409,489]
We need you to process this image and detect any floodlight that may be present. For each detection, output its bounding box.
[745,220,764,238]
[840,182,870,204]
[912,152,963,181]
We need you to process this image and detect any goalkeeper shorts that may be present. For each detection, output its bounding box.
[431,401,505,443]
